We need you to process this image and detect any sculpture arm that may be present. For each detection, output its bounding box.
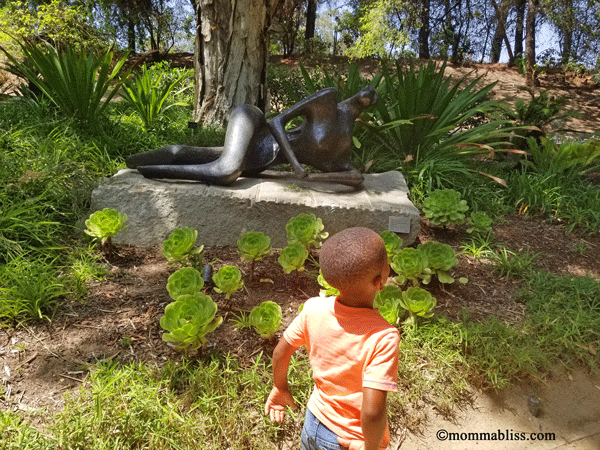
[304,169,364,188]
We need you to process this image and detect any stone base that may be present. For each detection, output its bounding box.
[89,170,421,248]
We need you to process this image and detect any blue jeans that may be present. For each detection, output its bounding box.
[301,408,343,450]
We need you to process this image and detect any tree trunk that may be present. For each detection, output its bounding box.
[304,0,317,54]
[560,0,574,64]
[525,0,537,86]
[490,0,513,63]
[192,0,280,125]
[127,19,136,52]
[418,0,430,58]
[514,0,525,57]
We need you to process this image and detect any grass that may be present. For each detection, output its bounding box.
[2,60,600,447]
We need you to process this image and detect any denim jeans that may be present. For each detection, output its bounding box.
[301,408,343,450]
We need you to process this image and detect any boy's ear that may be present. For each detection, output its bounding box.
[372,273,383,289]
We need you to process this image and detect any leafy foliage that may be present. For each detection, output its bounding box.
[391,247,432,286]
[399,287,437,326]
[418,242,458,284]
[285,213,328,250]
[162,227,203,266]
[212,266,244,299]
[379,231,403,263]
[374,285,403,326]
[166,267,204,300]
[159,292,223,352]
[2,41,129,123]
[248,301,283,339]
[121,64,189,130]
[278,242,310,275]
[422,189,469,227]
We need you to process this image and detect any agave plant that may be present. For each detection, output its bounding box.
[2,41,129,123]
[120,64,189,130]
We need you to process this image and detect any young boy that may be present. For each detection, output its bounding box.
[265,227,400,450]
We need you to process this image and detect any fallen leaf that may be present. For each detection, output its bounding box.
[589,344,597,355]
[260,278,274,284]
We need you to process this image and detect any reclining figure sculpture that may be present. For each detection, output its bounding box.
[126,86,377,188]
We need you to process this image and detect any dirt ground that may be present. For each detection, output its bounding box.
[1,216,600,417]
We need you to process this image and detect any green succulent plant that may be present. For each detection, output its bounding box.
[285,213,328,250]
[159,292,223,352]
[391,247,432,286]
[237,231,271,281]
[248,301,283,339]
[374,285,404,326]
[166,267,205,300]
[212,266,244,299]
[467,211,493,235]
[317,269,340,297]
[418,241,458,284]
[380,231,404,263]
[162,227,203,266]
[422,189,469,228]
[278,241,309,275]
[398,287,437,326]
[84,208,128,256]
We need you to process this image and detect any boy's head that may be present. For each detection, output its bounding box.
[320,227,388,302]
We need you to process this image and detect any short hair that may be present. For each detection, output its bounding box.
[320,227,387,291]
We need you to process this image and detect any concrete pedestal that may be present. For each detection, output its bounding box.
[89,170,421,248]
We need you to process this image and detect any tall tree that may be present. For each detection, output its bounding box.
[514,0,525,57]
[525,0,538,86]
[304,0,317,52]
[418,0,430,58]
[191,0,282,125]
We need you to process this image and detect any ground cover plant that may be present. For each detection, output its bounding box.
[1,54,600,448]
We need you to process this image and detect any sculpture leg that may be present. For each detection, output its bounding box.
[133,105,268,186]
[126,145,223,168]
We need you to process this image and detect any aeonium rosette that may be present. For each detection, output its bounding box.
[248,301,283,339]
[285,213,328,250]
[212,265,244,299]
[391,247,432,286]
[159,292,223,351]
[166,267,205,300]
[417,241,458,284]
[374,285,403,326]
[162,227,203,265]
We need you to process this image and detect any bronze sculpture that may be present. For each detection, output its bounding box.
[126,86,377,188]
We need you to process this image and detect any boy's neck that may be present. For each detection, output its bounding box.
[336,293,374,309]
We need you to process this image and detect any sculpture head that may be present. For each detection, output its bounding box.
[357,85,378,107]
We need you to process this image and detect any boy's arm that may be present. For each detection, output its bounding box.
[338,387,388,450]
[264,337,299,423]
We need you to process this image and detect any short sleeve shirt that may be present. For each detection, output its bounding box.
[284,296,400,448]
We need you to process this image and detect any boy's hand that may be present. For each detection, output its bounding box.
[337,437,364,449]
[264,386,297,423]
